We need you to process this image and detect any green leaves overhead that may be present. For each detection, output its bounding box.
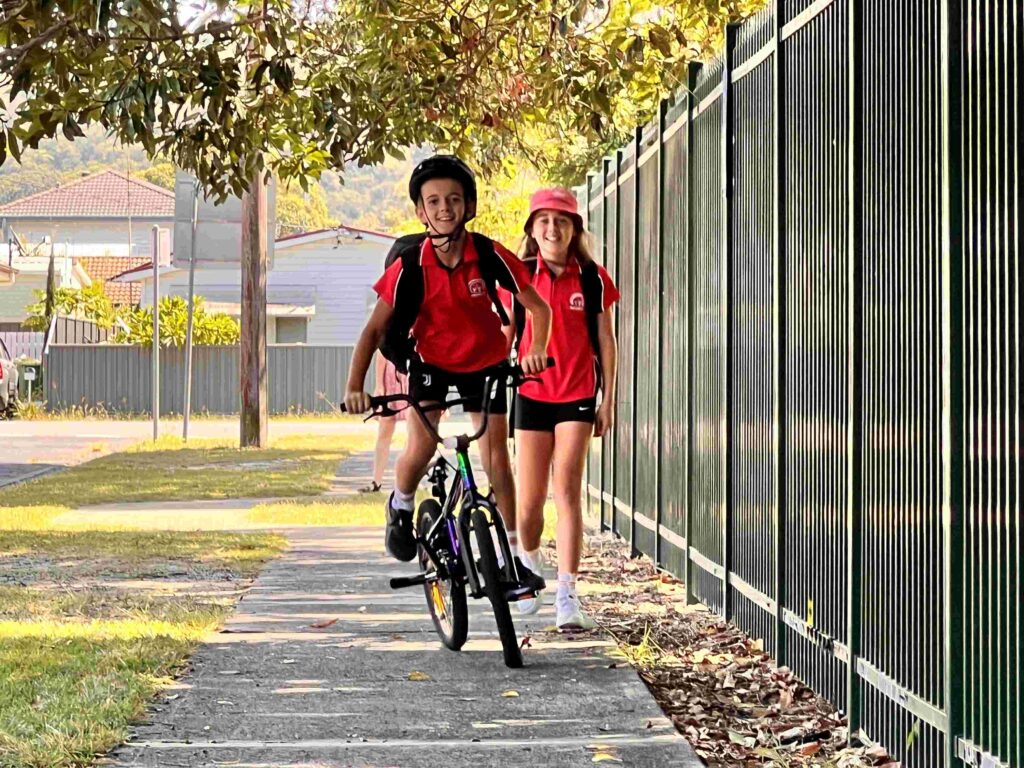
[1,1,765,197]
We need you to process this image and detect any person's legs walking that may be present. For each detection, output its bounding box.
[364,415,396,492]
[550,421,593,629]
[514,428,553,615]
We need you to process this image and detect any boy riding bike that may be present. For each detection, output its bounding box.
[344,155,552,589]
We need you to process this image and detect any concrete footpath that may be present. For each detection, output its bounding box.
[103,454,703,767]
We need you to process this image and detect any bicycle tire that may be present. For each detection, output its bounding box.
[417,500,468,651]
[472,508,523,668]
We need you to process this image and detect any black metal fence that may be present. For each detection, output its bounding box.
[577,2,1021,767]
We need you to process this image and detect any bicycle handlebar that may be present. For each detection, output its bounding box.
[342,358,554,447]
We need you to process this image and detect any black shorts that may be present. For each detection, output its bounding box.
[514,395,597,432]
[407,363,508,415]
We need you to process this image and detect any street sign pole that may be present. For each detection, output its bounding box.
[152,225,160,440]
[183,180,199,441]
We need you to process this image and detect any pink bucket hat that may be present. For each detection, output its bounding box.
[524,187,583,232]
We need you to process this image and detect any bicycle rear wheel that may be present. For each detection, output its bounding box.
[417,500,468,651]
[472,508,523,668]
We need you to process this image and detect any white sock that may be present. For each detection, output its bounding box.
[391,488,415,512]
[556,573,577,601]
[507,530,519,558]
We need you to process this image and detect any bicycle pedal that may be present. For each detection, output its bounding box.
[505,585,537,602]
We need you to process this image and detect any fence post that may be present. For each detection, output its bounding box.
[589,171,598,524]
[151,226,160,439]
[601,156,613,534]
[611,147,624,538]
[684,60,701,607]
[845,0,865,740]
[772,0,789,668]
[629,124,642,558]
[940,0,965,763]
[721,24,737,621]
[654,99,668,569]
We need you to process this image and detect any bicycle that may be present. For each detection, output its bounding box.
[346,360,551,668]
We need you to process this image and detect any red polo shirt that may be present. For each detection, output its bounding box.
[516,257,619,402]
[374,235,530,373]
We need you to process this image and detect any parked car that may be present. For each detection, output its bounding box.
[0,338,19,417]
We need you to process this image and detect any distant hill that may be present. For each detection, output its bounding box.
[0,132,538,243]
[0,128,417,235]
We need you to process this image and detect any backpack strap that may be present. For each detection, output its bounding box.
[384,232,427,269]
[579,259,603,357]
[471,233,511,326]
[579,259,605,391]
[379,241,425,373]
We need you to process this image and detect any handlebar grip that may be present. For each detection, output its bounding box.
[546,357,555,367]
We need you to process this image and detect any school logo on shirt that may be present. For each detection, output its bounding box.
[468,278,487,298]
[569,292,586,311]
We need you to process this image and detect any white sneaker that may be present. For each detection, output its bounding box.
[556,592,596,631]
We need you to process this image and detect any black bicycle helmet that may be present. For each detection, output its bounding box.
[408,155,478,207]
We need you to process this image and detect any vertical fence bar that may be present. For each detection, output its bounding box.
[772,0,788,671]
[629,124,643,558]
[655,100,667,569]
[601,156,612,534]
[721,24,737,620]
[846,0,865,739]
[589,171,598,524]
[685,60,701,606]
[941,0,965,763]
[611,148,623,535]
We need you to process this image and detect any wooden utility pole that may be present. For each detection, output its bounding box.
[239,171,268,447]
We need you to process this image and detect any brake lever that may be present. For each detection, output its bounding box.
[363,406,398,422]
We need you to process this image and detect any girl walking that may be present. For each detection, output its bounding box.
[512,188,619,630]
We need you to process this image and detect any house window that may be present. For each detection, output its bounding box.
[275,317,307,344]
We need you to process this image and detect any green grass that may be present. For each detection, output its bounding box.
[247,496,561,542]
[0,530,282,580]
[0,432,298,767]
[16,402,367,422]
[0,434,368,531]
[247,496,385,526]
[0,531,284,768]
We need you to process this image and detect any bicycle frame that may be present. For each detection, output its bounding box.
[365,363,535,600]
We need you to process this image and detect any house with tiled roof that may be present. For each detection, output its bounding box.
[112,226,395,345]
[0,169,174,258]
[77,257,149,306]
[0,170,173,323]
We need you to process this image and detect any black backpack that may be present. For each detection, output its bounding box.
[379,232,513,373]
[512,255,606,391]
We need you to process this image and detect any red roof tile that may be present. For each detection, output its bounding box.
[79,256,150,306]
[0,170,174,218]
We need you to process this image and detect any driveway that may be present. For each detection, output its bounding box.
[0,430,141,487]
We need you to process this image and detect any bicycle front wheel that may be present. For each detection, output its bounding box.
[472,508,522,668]
[417,500,468,651]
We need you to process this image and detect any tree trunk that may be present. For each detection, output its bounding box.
[240,169,268,447]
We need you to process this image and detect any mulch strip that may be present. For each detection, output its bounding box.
[548,532,900,768]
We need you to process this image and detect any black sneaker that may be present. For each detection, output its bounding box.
[384,494,416,562]
[512,556,546,592]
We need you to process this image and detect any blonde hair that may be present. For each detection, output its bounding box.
[519,216,595,265]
